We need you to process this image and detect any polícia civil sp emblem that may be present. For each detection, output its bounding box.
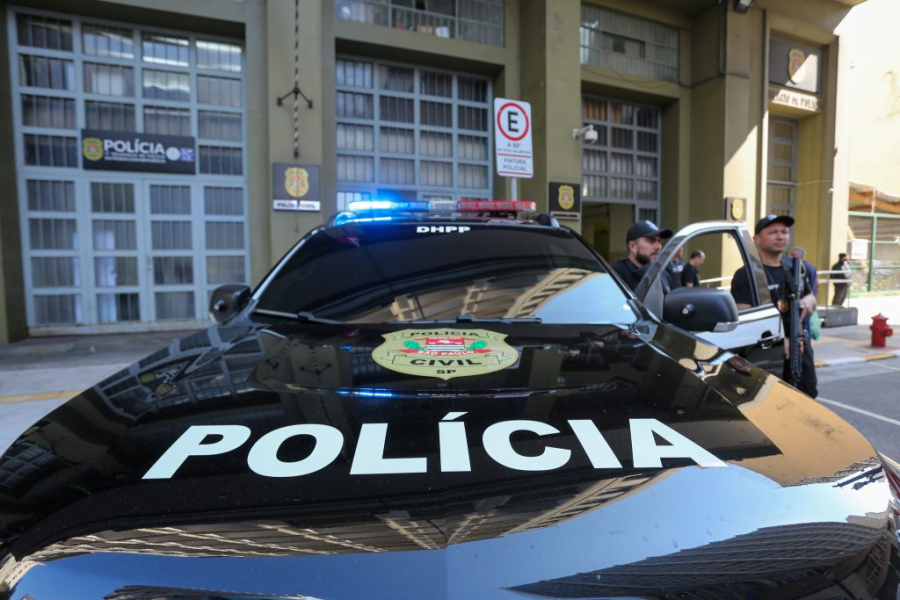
[372,328,518,380]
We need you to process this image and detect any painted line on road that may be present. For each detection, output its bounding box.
[870,360,900,373]
[0,391,80,404]
[818,397,900,428]
[815,350,900,368]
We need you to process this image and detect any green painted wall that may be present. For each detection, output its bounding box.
[0,1,26,343]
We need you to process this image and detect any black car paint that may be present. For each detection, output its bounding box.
[0,312,896,599]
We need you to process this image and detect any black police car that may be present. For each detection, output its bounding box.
[0,200,898,599]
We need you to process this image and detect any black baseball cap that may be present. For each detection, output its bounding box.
[754,214,795,235]
[626,220,673,243]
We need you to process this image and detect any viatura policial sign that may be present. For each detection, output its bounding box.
[81,129,196,174]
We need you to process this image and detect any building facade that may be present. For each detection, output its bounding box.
[0,0,863,342]
[844,0,900,295]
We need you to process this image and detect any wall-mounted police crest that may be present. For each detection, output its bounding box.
[788,48,807,85]
[284,167,310,198]
[82,137,103,162]
[558,185,575,211]
[272,163,320,211]
[549,182,581,219]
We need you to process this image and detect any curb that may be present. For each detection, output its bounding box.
[0,391,80,404]
[815,350,900,369]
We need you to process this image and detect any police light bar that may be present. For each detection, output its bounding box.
[457,200,537,213]
[348,200,431,213]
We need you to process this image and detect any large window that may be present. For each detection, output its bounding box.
[11,9,249,332]
[335,0,504,48]
[581,96,661,214]
[767,118,797,218]
[336,57,492,207]
[580,5,678,83]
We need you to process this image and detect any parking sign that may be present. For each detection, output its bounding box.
[494,98,533,178]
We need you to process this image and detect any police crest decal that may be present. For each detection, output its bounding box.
[284,167,310,198]
[372,329,519,380]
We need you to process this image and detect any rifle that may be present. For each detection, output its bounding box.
[786,256,805,387]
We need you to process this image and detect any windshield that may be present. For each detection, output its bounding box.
[256,222,637,324]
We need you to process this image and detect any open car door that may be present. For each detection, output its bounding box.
[635,221,785,376]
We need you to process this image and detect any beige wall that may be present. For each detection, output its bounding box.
[845,0,900,194]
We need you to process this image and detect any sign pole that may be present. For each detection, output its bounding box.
[511,178,517,201]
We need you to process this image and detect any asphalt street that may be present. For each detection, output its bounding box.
[817,356,900,460]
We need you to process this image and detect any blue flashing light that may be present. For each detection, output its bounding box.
[348,200,431,213]
[347,216,394,224]
[332,211,357,227]
[355,389,397,398]
[336,389,396,398]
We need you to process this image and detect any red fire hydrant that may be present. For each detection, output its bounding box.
[871,314,894,348]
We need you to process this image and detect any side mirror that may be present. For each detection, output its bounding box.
[209,284,251,324]
[663,287,738,333]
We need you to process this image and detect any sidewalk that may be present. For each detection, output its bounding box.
[814,295,900,367]
[0,294,898,403]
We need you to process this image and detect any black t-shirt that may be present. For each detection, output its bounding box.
[731,262,812,334]
[681,263,700,287]
[612,259,644,292]
[666,258,684,289]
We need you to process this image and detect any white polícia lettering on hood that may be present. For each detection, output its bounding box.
[142,416,727,480]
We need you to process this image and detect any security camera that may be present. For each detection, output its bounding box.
[573,124,599,144]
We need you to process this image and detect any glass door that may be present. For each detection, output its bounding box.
[146,182,201,323]
[89,179,144,326]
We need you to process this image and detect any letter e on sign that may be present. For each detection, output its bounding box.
[494,98,534,179]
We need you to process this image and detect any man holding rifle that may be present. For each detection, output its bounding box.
[730,215,818,398]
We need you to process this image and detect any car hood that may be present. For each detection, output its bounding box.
[0,318,895,599]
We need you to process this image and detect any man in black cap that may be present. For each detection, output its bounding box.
[730,214,818,397]
[612,220,673,292]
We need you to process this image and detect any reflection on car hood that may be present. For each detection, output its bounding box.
[0,318,895,599]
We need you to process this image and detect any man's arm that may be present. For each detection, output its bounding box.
[798,292,816,320]
[799,270,816,319]
[730,267,754,310]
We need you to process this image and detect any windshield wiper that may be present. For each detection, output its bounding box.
[390,315,542,324]
[252,308,345,324]
[456,315,542,324]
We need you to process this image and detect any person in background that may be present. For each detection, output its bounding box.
[830,253,851,306]
[790,247,818,296]
[790,247,818,340]
[611,220,673,292]
[681,250,706,287]
[666,248,685,290]
[731,216,817,398]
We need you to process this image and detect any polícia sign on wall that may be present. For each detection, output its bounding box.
[81,129,196,174]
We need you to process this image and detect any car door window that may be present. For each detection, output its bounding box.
[678,231,766,310]
[639,226,784,375]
